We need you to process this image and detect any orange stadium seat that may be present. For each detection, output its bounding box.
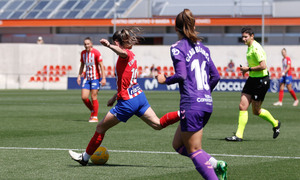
[55,71,60,76]
[276,67,281,73]
[156,66,161,72]
[36,71,42,76]
[163,66,168,72]
[224,72,229,78]
[49,77,54,82]
[106,71,112,77]
[297,67,300,73]
[107,66,112,71]
[55,77,60,82]
[49,65,54,71]
[169,66,174,72]
[36,77,41,82]
[269,67,275,73]
[67,65,72,71]
[236,67,240,72]
[231,72,236,78]
[61,65,66,71]
[43,77,47,82]
[61,71,66,76]
[217,66,222,73]
[138,71,143,77]
[43,65,47,71]
[237,72,243,78]
[223,67,228,72]
[271,73,277,79]
[55,65,60,71]
[290,67,295,73]
[29,76,35,82]
[138,66,143,73]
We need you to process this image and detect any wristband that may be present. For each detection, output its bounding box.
[249,67,252,71]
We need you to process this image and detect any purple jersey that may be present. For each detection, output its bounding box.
[166,38,220,112]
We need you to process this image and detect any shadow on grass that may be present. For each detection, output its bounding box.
[207,137,275,142]
[69,119,90,122]
[68,163,185,168]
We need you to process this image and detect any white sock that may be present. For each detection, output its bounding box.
[209,157,218,169]
[83,152,91,161]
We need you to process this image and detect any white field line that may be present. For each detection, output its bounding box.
[0,147,299,160]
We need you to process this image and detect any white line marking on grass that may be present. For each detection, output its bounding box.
[0,147,299,160]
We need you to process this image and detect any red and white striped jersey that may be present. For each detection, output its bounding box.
[282,56,292,76]
[80,48,102,80]
[115,49,142,100]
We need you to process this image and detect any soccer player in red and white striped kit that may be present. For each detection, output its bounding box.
[77,37,106,122]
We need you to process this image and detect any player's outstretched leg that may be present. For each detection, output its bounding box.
[68,150,88,166]
[202,150,228,180]
[189,149,218,179]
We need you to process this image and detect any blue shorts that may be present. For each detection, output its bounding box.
[109,92,150,122]
[82,79,100,90]
[280,75,292,85]
[180,110,211,132]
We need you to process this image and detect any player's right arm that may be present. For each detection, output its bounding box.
[100,39,128,59]
[77,62,84,86]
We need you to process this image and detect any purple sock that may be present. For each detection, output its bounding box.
[189,149,218,180]
[176,146,188,157]
[201,149,212,159]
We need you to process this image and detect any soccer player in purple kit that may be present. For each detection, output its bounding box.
[157,9,227,180]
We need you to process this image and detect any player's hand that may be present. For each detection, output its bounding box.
[100,78,106,86]
[240,65,247,76]
[77,76,81,86]
[100,39,110,47]
[281,72,285,76]
[156,74,166,84]
[107,97,116,107]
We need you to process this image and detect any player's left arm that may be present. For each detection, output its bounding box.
[99,61,106,86]
[283,57,291,75]
[107,93,117,107]
[208,59,220,92]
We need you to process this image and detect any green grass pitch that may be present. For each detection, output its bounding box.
[0,90,299,179]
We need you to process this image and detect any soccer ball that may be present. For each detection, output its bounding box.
[90,146,109,165]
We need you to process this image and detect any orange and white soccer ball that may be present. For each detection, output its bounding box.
[90,146,109,165]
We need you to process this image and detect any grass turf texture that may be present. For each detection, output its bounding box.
[0,90,299,180]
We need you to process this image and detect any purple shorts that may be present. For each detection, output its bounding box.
[180,110,211,132]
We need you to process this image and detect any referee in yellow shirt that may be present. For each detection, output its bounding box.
[226,27,281,141]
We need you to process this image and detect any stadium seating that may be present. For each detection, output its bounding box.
[0,0,137,19]
[30,64,73,82]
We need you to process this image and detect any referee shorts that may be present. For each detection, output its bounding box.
[242,75,270,101]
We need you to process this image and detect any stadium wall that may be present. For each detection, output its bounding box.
[0,44,299,91]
